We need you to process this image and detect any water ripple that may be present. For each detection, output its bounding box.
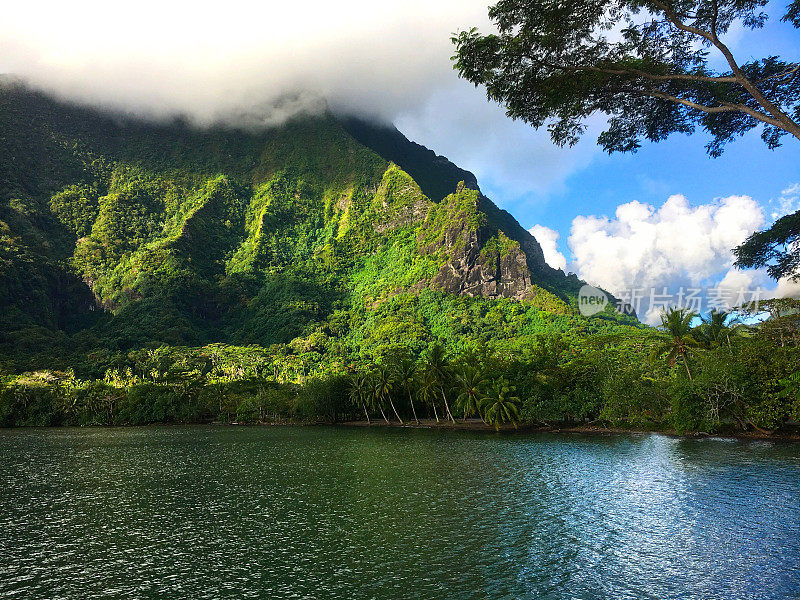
[0,427,798,599]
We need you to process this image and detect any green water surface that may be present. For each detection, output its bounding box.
[1,426,798,599]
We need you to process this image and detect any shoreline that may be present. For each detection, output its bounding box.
[4,419,799,442]
[333,419,800,441]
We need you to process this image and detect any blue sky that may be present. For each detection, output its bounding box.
[501,127,800,247]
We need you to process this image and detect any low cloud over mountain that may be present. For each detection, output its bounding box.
[1,0,490,126]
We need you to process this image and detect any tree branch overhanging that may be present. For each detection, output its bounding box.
[453,0,800,154]
[647,0,800,137]
[535,58,795,131]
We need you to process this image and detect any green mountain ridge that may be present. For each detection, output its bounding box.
[0,79,637,377]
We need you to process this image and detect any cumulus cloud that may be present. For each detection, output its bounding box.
[528,225,567,270]
[0,0,492,126]
[569,194,763,291]
[768,183,800,221]
[565,194,786,323]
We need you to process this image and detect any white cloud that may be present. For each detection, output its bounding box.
[769,183,800,221]
[528,225,567,270]
[566,194,778,323]
[395,85,604,199]
[773,276,800,299]
[0,0,492,126]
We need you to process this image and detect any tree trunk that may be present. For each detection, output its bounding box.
[388,397,404,425]
[379,405,390,424]
[682,351,693,381]
[440,386,456,423]
[363,402,371,425]
[408,389,419,424]
[747,418,773,436]
[432,401,440,423]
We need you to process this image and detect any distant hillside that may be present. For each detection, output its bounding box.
[0,80,637,375]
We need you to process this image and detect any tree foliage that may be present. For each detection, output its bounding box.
[452,0,800,155]
[651,307,701,379]
[733,209,800,281]
[1,299,799,435]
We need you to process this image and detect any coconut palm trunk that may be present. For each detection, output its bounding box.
[681,350,693,381]
[388,396,404,425]
[407,390,419,424]
[362,402,371,425]
[440,386,456,423]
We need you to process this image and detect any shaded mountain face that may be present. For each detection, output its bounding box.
[340,118,481,202]
[0,81,632,368]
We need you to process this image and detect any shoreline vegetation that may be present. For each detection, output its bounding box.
[2,303,799,439]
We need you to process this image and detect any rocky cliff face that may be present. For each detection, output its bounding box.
[431,238,533,300]
[430,242,533,299]
[422,190,534,300]
[345,121,577,303]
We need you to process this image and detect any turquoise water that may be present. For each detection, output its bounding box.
[0,426,798,599]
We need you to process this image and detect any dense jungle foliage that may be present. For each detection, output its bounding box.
[1,80,798,434]
[1,302,798,434]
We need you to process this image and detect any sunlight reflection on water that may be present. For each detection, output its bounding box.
[0,426,798,599]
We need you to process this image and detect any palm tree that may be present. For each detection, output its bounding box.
[651,307,700,380]
[425,344,456,423]
[349,372,371,425]
[697,309,746,350]
[375,365,404,425]
[482,378,521,430]
[367,371,391,424]
[392,357,419,424]
[454,365,486,422]
[418,369,440,423]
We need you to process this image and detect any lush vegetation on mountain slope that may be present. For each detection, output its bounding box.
[0,80,797,434]
[0,80,624,366]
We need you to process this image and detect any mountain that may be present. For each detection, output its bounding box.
[0,79,636,375]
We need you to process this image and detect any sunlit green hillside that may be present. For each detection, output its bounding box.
[0,80,638,376]
[2,80,797,438]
